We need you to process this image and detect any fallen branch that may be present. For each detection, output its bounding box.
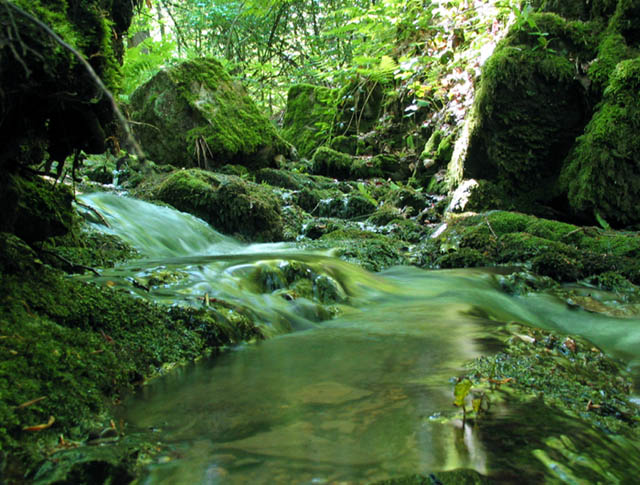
[74,199,110,227]
[41,249,101,276]
[4,1,146,161]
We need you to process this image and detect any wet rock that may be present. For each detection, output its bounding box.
[145,168,284,241]
[0,174,73,243]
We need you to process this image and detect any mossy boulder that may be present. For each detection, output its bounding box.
[0,0,138,171]
[130,58,289,169]
[281,84,337,159]
[0,250,261,479]
[311,147,353,179]
[456,15,588,187]
[0,174,73,243]
[561,58,640,226]
[531,0,618,20]
[447,13,592,215]
[146,169,284,241]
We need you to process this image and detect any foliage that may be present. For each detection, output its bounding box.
[123,0,521,115]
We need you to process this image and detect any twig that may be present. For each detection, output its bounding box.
[484,215,498,240]
[74,199,110,228]
[4,1,146,161]
[41,249,101,276]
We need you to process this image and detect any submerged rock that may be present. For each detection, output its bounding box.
[130,58,289,169]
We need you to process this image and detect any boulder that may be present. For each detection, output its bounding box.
[0,174,73,243]
[281,84,338,159]
[130,58,289,170]
[445,13,592,215]
[149,169,284,242]
[561,58,640,226]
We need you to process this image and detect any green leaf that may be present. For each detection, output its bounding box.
[454,379,472,407]
[594,210,611,230]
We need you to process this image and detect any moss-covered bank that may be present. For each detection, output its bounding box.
[417,211,640,283]
[0,227,262,481]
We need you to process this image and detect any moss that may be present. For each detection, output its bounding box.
[609,0,640,45]
[561,58,640,226]
[423,211,640,282]
[1,0,137,171]
[0,253,262,477]
[469,41,583,185]
[371,469,492,485]
[147,169,284,242]
[131,58,288,169]
[588,32,632,91]
[255,168,303,190]
[0,174,73,243]
[329,135,359,155]
[311,147,353,179]
[281,84,338,159]
[437,248,490,268]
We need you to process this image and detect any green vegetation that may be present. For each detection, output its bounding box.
[130,58,289,169]
[2,0,640,481]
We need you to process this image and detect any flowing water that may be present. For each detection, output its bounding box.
[77,192,640,484]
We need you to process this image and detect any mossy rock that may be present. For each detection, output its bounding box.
[462,22,587,186]
[255,168,303,190]
[147,169,284,241]
[0,174,73,243]
[531,0,617,20]
[311,147,353,179]
[130,58,289,169]
[448,13,592,216]
[281,84,337,159]
[0,255,261,479]
[1,0,137,171]
[561,58,640,226]
[422,211,640,282]
[329,135,359,155]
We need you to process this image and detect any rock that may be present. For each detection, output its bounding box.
[130,58,289,169]
[560,58,640,226]
[281,84,338,159]
[0,174,73,243]
[149,168,284,241]
[446,13,590,214]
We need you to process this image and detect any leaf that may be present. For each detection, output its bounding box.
[594,210,611,230]
[472,398,483,413]
[453,379,472,407]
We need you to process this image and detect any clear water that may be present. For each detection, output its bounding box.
[78,192,640,483]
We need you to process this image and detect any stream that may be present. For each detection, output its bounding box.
[77,192,640,484]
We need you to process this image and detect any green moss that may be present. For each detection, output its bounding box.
[561,58,640,226]
[329,135,359,155]
[0,174,73,243]
[470,42,582,184]
[146,169,284,241]
[588,33,631,91]
[311,147,353,179]
[131,58,288,169]
[423,211,640,282]
[2,0,136,170]
[0,253,261,476]
[281,84,338,159]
